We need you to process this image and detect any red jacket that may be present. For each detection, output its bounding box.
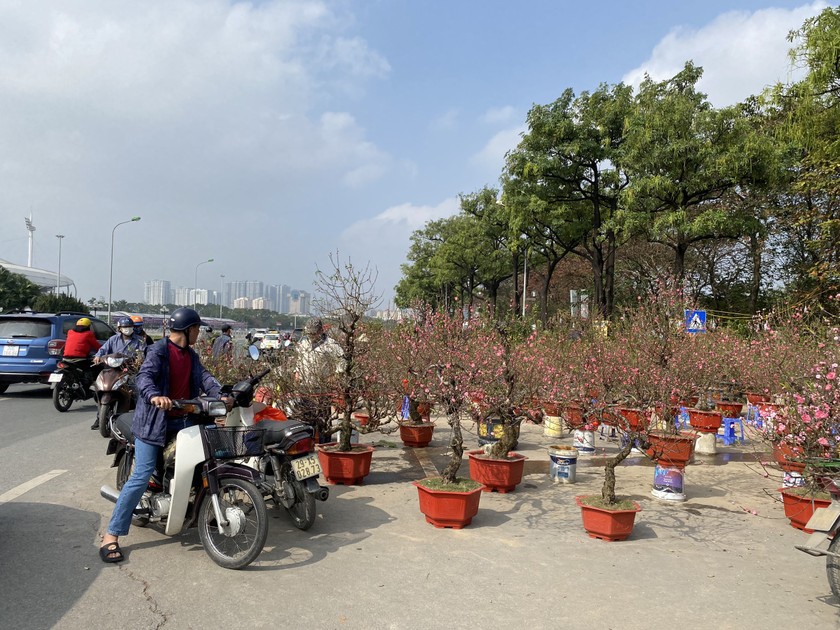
[64,329,101,358]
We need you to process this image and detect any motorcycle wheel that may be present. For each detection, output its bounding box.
[198,477,268,570]
[827,534,840,598]
[98,402,116,438]
[280,463,316,531]
[116,450,149,527]
[52,381,73,412]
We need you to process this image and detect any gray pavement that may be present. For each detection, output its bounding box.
[1,389,839,629]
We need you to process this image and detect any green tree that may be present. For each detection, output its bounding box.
[32,293,90,314]
[504,82,633,319]
[0,267,41,311]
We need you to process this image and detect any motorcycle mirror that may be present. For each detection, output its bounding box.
[248,345,260,361]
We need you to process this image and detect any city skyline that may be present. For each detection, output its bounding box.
[143,278,311,314]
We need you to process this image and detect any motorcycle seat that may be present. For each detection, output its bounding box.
[113,412,135,443]
[252,418,313,446]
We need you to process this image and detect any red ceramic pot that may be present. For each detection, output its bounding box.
[316,443,374,485]
[575,496,641,542]
[687,409,723,434]
[467,451,526,493]
[779,488,831,533]
[414,481,484,529]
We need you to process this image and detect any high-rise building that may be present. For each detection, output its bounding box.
[288,290,310,315]
[144,280,171,305]
[174,287,191,306]
[246,280,264,302]
[233,296,250,309]
[190,289,209,306]
[252,296,268,310]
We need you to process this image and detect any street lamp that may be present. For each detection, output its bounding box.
[108,217,141,325]
[55,234,64,296]
[160,305,169,337]
[219,273,225,319]
[194,258,214,310]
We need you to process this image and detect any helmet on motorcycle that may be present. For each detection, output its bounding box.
[76,317,91,327]
[130,315,144,327]
[168,307,204,331]
[117,317,133,328]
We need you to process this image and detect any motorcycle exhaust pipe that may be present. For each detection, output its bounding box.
[100,485,150,515]
[315,485,329,502]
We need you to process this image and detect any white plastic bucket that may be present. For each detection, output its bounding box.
[783,471,805,488]
[543,415,564,438]
[548,446,578,483]
[651,463,686,501]
[573,429,595,455]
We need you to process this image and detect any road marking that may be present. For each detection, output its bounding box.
[412,448,439,478]
[0,470,67,505]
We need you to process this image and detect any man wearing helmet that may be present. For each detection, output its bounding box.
[99,307,232,564]
[90,317,146,431]
[130,315,154,346]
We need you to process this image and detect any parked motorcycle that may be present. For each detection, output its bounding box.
[49,358,100,412]
[237,401,328,530]
[92,353,137,438]
[101,368,274,569]
[794,464,840,597]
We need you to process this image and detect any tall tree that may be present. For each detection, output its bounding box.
[0,267,41,312]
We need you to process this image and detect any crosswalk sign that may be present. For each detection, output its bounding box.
[685,309,707,333]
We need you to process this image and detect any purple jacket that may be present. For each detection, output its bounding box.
[132,338,222,446]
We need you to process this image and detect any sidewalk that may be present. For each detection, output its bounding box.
[307,417,840,629]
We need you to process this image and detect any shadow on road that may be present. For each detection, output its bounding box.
[0,502,102,629]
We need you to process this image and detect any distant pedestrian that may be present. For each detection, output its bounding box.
[212,324,233,357]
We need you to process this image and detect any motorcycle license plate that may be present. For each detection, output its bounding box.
[291,454,321,481]
[48,372,63,383]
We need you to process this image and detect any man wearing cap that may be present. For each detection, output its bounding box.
[211,323,233,357]
[294,317,343,442]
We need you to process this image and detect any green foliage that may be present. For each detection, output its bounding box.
[0,267,41,311]
[32,293,90,314]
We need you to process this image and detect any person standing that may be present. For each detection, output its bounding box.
[294,317,342,443]
[98,307,232,563]
[212,324,233,357]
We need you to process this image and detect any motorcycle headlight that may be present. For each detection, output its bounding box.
[105,356,125,368]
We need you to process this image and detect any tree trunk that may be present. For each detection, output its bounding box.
[601,437,635,505]
[440,413,464,483]
[749,232,761,315]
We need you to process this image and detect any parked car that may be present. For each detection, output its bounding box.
[0,310,115,392]
[261,333,281,350]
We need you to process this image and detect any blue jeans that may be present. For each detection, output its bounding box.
[107,437,160,537]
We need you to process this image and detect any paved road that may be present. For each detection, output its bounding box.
[0,384,838,629]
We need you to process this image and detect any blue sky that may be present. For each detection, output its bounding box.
[0,1,827,308]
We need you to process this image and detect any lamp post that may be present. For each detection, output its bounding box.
[55,234,64,296]
[193,258,214,310]
[108,217,141,325]
[160,305,169,337]
[219,274,225,319]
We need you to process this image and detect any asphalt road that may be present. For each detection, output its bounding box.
[1,384,839,629]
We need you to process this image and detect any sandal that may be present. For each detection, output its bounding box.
[99,542,124,564]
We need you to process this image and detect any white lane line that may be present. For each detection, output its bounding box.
[0,470,67,505]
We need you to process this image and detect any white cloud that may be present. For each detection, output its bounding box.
[470,125,526,171]
[480,105,516,124]
[623,2,828,105]
[338,198,461,296]
[429,108,460,131]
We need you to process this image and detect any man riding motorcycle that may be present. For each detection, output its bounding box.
[89,317,146,431]
[131,315,154,346]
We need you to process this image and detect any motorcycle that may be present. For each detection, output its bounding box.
[236,399,329,530]
[101,368,274,569]
[49,357,100,412]
[794,465,840,597]
[92,353,137,439]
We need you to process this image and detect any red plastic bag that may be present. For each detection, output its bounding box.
[254,406,287,422]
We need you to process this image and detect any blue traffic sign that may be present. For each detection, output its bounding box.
[685,309,707,333]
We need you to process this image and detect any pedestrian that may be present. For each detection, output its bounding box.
[98,307,232,564]
[294,317,343,442]
[211,324,233,357]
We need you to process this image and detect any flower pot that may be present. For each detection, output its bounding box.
[413,480,484,529]
[756,402,782,418]
[746,392,771,405]
[416,402,432,421]
[617,407,651,431]
[687,409,722,434]
[548,445,578,483]
[316,443,374,485]
[575,496,641,541]
[399,422,435,448]
[353,412,369,427]
[562,404,585,430]
[715,401,743,418]
[779,488,831,533]
[645,431,696,466]
[542,401,562,416]
[467,450,527,493]
[773,443,806,474]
